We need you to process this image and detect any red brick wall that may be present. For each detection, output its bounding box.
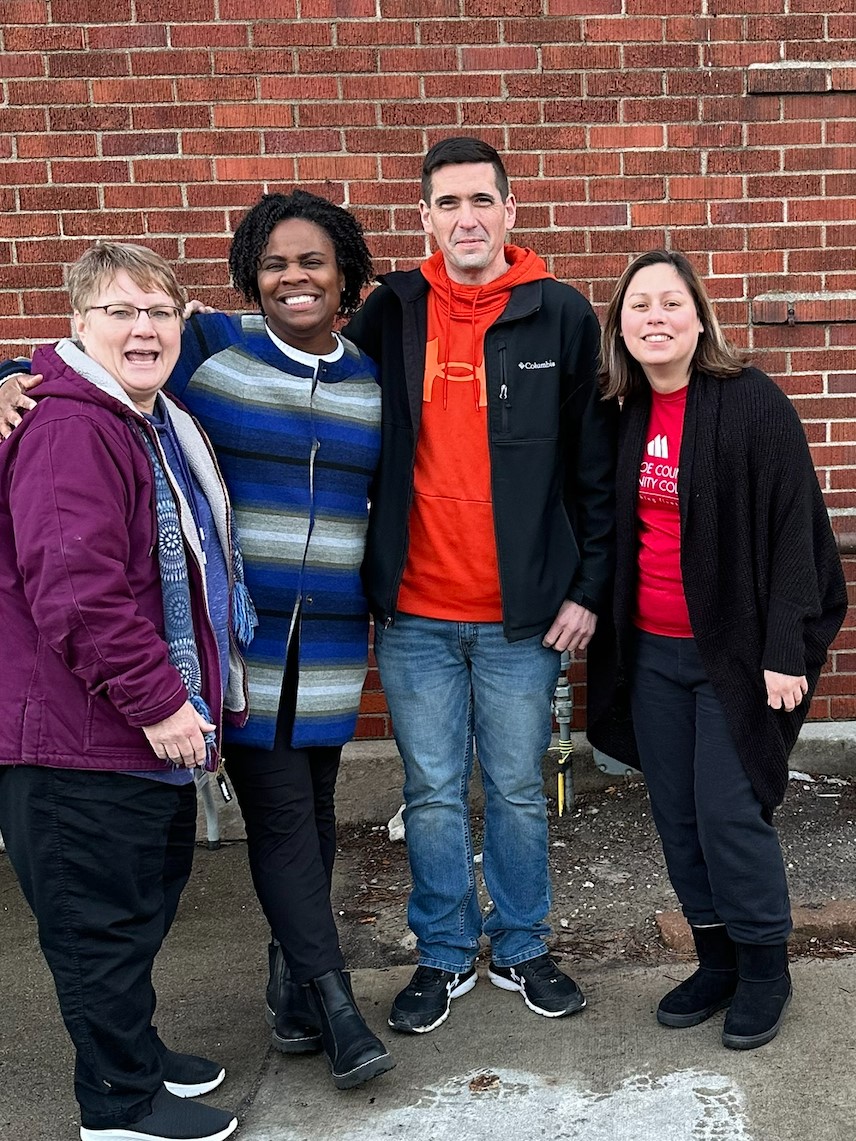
[2,2,854,736]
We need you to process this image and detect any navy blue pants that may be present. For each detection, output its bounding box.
[0,766,196,1128]
[630,631,792,944]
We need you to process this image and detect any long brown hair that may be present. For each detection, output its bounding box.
[599,249,744,401]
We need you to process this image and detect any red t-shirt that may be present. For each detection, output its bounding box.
[634,386,693,638]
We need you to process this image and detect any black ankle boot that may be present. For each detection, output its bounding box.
[657,924,738,1028]
[722,942,792,1050]
[265,940,323,1054]
[309,969,396,1089]
[265,939,282,1028]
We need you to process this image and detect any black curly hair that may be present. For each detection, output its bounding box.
[229,190,374,319]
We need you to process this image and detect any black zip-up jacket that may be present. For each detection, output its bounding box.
[345,265,618,641]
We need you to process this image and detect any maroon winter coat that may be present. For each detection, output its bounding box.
[0,341,237,771]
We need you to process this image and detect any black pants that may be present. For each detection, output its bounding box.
[225,659,344,985]
[0,766,196,1129]
[630,631,792,943]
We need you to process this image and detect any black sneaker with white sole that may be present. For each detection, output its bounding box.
[160,1048,226,1099]
[388,964,477,1034]
[488,953,586,1018]
[79,1086,237,1141]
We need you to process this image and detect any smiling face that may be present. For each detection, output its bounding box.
[73,269,182,413]
[419,161,517,285]
[256,217,344,354]
[619,262,704,392]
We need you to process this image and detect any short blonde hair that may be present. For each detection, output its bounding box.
[67,241,185,315]
[599,249,744,401]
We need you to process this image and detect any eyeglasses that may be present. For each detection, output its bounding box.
[87,303,182,325]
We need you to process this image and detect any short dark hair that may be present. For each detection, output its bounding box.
[599,249,744,400]
[229,190,374,319]
[421,136,510,203]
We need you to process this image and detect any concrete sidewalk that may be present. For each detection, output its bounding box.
[3,734,856,1141]
[241,958,856,1141]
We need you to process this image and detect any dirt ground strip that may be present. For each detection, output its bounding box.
[334,773,856,971]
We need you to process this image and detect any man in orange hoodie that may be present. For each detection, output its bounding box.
[349,136,619,1035]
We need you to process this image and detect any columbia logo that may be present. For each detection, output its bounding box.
[518,359,556,370]
[647,434,669,459]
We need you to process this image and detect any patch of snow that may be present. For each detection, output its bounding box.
[303,1068,751,1141]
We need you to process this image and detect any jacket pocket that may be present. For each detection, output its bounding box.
[83,692,147,756]
[21,696,44,758]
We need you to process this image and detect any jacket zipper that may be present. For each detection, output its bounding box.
[498,341,509,434]
[486,333,511,635]
[302,371,320,600]
[293,372,320,646]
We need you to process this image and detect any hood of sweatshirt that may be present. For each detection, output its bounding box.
[419,245,553,409]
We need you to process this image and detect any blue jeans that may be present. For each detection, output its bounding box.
[630,631,792,944]
[375,614,561,971]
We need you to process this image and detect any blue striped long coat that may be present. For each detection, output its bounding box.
[169,312,381,749]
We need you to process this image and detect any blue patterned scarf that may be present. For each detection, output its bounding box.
[138,424,256,765]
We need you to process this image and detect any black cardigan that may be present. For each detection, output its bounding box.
[587,367,847,811]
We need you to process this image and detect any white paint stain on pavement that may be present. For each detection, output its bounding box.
[330,1068,751,1141]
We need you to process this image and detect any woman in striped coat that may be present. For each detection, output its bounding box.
[172,192,393,1091]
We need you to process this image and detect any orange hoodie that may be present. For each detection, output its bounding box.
[396,246,553,622]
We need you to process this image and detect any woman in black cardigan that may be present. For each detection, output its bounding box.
[589,250,846,1050]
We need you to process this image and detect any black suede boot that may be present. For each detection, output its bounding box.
[265,940,323,1054]
[657,924,738,1028]
[722,942,792,1050]
[309,969,396,1089]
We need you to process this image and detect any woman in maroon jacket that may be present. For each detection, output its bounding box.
[0,243,249,1141]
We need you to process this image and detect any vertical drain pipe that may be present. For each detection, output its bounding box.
[552,649,574,814]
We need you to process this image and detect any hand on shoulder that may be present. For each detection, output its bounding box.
[0,373,42,439]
